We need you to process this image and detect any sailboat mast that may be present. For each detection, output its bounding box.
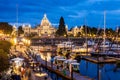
[84,17,88,54]
[16,4,18,37]
[103,11,106,50]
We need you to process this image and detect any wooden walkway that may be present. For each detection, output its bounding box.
[23,50,93,80]
[82,57,117,64]
[40,60,93,80]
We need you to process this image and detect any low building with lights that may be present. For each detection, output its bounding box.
[67,26,84,37]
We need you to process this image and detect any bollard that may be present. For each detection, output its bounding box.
[44,76,47,80]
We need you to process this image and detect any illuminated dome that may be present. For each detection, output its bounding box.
[41,14,51,26]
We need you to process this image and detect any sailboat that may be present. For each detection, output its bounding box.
[91,11,120,57]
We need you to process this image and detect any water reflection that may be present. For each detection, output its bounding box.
[79,60,120,80]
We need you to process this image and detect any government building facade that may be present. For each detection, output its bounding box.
[22,14,84,37]
[22,14,56,37]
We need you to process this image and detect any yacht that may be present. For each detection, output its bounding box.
[72,40,95,53]
[57,41,74,48]
[63,59,80,71]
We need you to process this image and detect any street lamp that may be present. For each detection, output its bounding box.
[13,38,17,51]
[69,64,73,80]
[45,52,47,67]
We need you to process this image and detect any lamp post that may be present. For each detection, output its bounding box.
[14,38,17,51]
[51,55,53,69]
[43,45,47,67]
[70,64,73,80]
[45,52,47,67]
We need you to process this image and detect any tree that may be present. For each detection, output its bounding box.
[56,17,67,37]
[0,22,13,35]
[97,29,103,37]
[0,40,12,73]
[106,28,115,38]
[117,26,120,37]
[0,49,9,73]
[18,26,24,36]
[91,27,97,36]
[0,40,12,54]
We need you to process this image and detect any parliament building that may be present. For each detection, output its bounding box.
[22,14,56,37]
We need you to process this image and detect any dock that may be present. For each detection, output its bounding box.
[40,60,93,80]
[82,57,117,64]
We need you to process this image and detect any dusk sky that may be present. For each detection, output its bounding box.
[0,0,120,30]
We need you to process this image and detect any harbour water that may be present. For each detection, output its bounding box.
[79,60,120,80]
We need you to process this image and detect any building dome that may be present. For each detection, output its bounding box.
[41,14,51,26]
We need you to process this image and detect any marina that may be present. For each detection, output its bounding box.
[1,1,120,80]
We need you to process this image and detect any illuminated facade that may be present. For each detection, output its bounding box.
[22,14,56,37]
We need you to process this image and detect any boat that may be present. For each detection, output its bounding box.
[53,56,65,64]
[72,40,95,53]
[63,59,77,69]
[55,58,66,67]
[63,59,80,72]
[70,62,80,72]
[91,12,120,57]
[57,41,74,48]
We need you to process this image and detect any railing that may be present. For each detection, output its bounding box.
[41,64,74,80]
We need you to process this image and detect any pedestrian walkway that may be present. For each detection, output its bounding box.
[41,60,93,80]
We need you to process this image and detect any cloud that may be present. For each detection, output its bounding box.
[68,11,87,18]
[90,9,120,15]
[0,0,120,29]
[106,10,120,15]
[87,0,105,3]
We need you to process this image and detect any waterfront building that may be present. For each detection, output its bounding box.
[22,14,56,37]
[68,26,83,37]
[22,14,86,37]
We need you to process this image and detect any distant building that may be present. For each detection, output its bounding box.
[67,26,83,37]
[22,14,56,37]
[22,14,85,37]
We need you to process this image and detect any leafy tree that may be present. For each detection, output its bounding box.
[18,26,24,36]
[0,22,13,35]
[106,28,115,37]
[97,29,103,37]
[56,17,67,37]
[117,26,120,37]
[0,40,12,54]
[0,49,9,73]
[91,27,97,36]
[0,40,12,73]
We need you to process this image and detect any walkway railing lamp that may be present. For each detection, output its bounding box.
[51,55,54,69]
[45,52,47,67]
[13,38,17,51]
[70,64,73,80]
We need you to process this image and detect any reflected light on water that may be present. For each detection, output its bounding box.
[35,73,48,77]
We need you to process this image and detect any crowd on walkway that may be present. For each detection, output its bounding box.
[9,61,31,80]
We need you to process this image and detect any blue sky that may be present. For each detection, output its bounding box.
[0,0,120,30]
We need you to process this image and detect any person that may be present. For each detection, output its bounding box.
[0,73,2,79]
[69,64,73,78]
[21,67,25,78]
[11,74,15,80]
[39,63,42,74]
[61,65,66,76]
[50,56,54,68]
